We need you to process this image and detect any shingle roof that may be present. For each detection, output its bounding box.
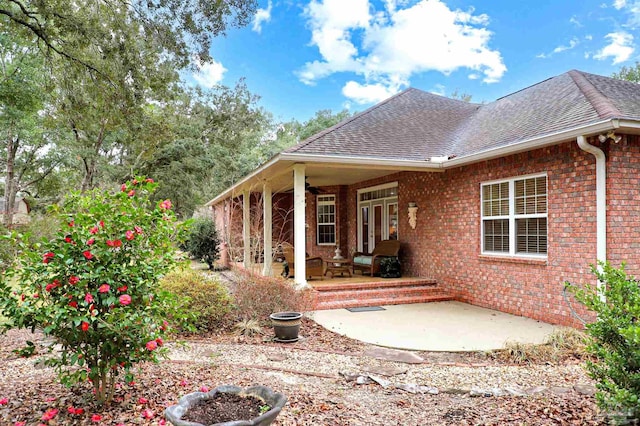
[287,70,640,161]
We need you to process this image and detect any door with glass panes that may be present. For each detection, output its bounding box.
[357,183,398,253]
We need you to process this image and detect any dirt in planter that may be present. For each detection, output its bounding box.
[182,392,269,424]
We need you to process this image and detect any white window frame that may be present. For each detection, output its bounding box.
[480,173,548,258]
[316,194,336,246]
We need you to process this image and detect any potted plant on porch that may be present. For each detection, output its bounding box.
[165,385,287,426]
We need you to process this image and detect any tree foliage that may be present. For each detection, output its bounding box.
[182,218,220,270]
[613,62,640,83]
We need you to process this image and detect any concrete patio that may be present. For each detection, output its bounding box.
[308,301,558,352]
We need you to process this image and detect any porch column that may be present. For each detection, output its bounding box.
[262,182,273,276]
[242,190,251,269]
[293,164,308,288]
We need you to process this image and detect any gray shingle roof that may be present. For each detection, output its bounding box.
[287,70,640,161]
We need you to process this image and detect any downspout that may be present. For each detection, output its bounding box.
[576,135,606,300]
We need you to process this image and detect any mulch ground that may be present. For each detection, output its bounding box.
[0,317,606,425]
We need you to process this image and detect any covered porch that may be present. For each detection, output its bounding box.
[207,154,442,290]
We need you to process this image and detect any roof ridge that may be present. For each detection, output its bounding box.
[568,69,622,119]
[287,88,419,152]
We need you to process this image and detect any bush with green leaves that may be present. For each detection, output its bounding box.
[160,268,233,332]
[0,178,189,405]
[567,262,640,421]
[182,218,220,269]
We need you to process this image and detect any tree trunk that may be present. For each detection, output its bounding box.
[4,132,19,228]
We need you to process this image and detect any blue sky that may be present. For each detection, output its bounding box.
[190,0,640,122]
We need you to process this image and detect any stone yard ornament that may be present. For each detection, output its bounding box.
[165,385,287,426]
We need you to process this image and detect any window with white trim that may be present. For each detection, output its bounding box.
[317,195,336,245]
[481,174,547,256]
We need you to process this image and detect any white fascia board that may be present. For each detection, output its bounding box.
[279,153,439,170]
[443,119,619,169]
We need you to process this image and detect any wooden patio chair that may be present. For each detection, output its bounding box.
[280,243,325,280]
[352,240,401,276]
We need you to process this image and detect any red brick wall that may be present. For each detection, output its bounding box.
[212,135,640,326]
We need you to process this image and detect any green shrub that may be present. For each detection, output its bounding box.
[233,271,314,323]
[0,223,17,271]
[160,268,233,332]
[182,218,220,269]
[0,177,189,405]
[567,262,640,421]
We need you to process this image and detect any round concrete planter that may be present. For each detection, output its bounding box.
[164,385,287,426]
[269,312,302,342]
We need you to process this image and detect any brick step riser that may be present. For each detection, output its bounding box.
[314,294,454,310]
[314,280,437,292]
[315,287,448,303]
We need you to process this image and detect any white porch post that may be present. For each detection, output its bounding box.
[293,164,308,288]
[242,190,251,269]
[262,182,273,276]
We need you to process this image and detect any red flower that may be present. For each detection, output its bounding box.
[98,284,110,293]
[99,220,105,228]
[64,236,74,244]
[107,239,123,248]
[145,340,157,351]
[68,220,75,227]
[20,294,25,301]
[69,276,80,285]
[121,183,127,192]
[128,189,135,197]
[87,238,95,245]
[14,422,25,426]
[159,199,172,210]
[141,409,155,419]
[119,294,132,305]
[138,397,148,404]
[134,225,143,234]
[160,320,169,331]
[32,293,39,299]
[85,293,94,304]
[145,178,154,183]
[179,379,188,386]
[83,250,93,260]
[159,420,167,426]
[125,230,135,240]
[199,385,209,393]
[132,179,139,185]
[90,226,99,234]
[0,397,8,405]
[68,301,78,309]
[41,408,59,421]
[91,414,102,422]
[117,285,128,292]
[68,406,85,415]
[45,283,56,292]
[155,337,163,347]
[81,322,89,332]
[43,252,54,264]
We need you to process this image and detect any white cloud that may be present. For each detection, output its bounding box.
[298,0,506,103]
[585,34,593,40]
[553,37,579,53]
[613,0,627,9]
[252,1,273,33]
[430,84,446,96]
[569,15,582,27]
[193,60,227,88]
[594,31,635,63]
[342,80,401,104]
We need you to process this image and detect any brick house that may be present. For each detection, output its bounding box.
[207,70,640,326]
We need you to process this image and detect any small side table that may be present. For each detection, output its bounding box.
[325,258,352,278]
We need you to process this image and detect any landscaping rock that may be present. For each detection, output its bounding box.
[526,386,548,395]
[364,347,424,364]
[573,384,596,396]
[549,386,571,396]
[504,386,528,396]
[365,365,408,377]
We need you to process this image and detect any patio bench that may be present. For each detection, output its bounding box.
[352,240,401,276]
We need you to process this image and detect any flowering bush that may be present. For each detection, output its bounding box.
[0,178,189,405]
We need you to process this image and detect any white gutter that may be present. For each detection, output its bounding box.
[279,153,443,170]
[445,119,619,168]
[576,135,607,301]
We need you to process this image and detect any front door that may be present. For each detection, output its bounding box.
[357,183,398,253]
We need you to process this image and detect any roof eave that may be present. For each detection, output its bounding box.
[443,118,621,169]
